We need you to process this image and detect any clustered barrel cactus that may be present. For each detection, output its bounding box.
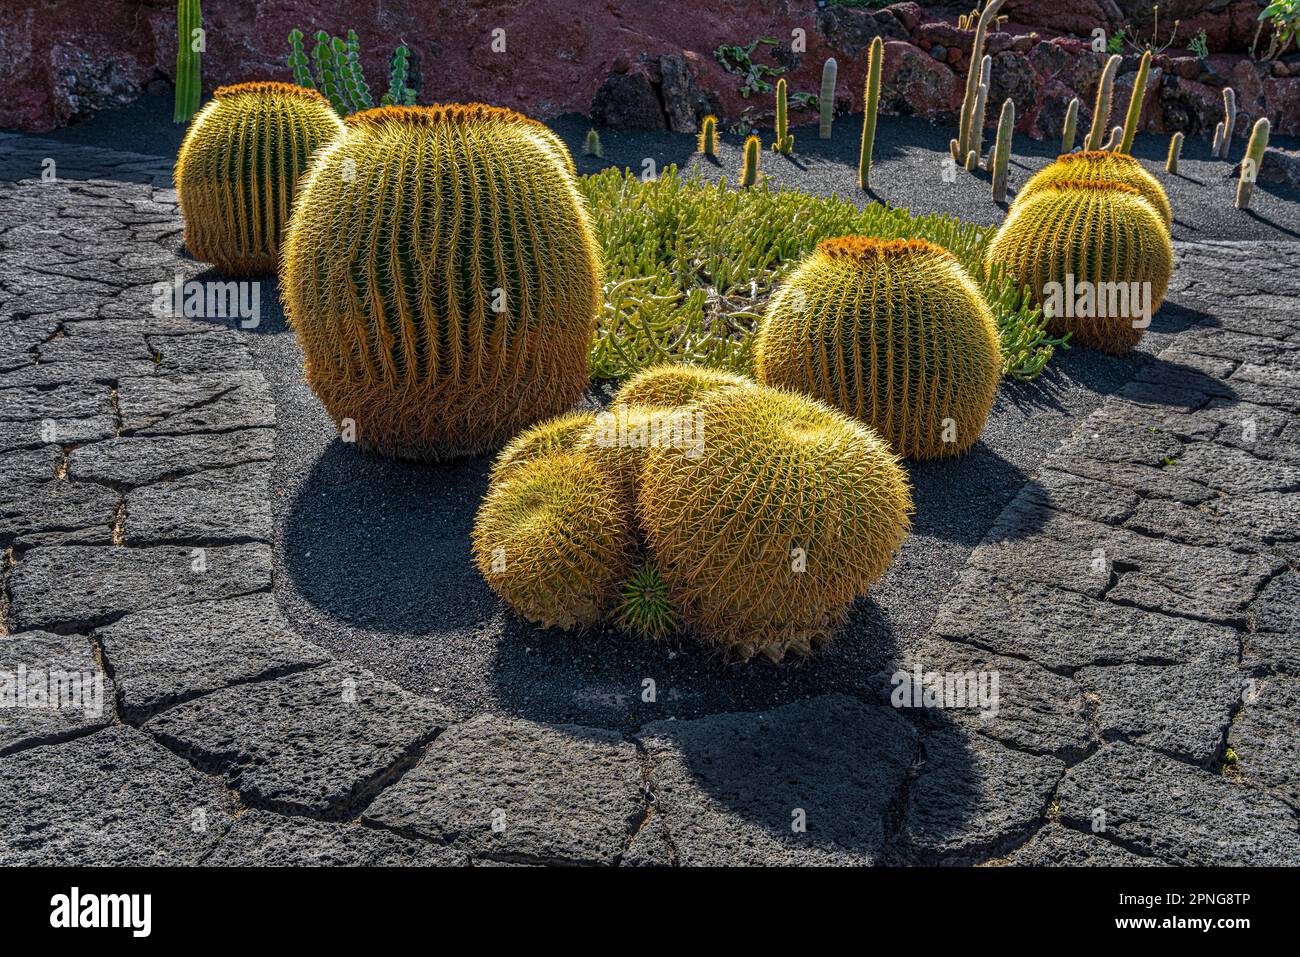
[1014,150,1172,228]
[175,82,344,274]
[281,104,602,460]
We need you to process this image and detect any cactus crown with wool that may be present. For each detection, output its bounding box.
[754,237,1002,459]
[638,383,912,663]
[175,82,345,275]
[985,180,1173,355]
[473,451,636,630]
[1013,150,1172,228]
[281,103,602,460]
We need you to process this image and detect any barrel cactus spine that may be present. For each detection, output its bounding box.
[282,103,601,460]
[638,384,912,662]
[1012,149,1172,229]
[1085,54,1121,151]
[175,81,344,275]
[985,180,1174,355]
[1236,117,1270,210]
[491,411,598,482]
[613,364,753,410]
[819,59,838,139]
[755,237,1003,460]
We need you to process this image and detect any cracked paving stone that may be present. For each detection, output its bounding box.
[932,569,1239,671]
[635,695,917,866]
[897,725,1063,864]
[0,631,110,755]
[1005,824,1164,866]
[0,383,109,421]
[1228,674,1299,811]
[1028,469,1141,526]
[0,446,60,486]
[125,463,271,545]
[621,811,675,867]
[886,633,1091,761]
[144,664,451,819]
[1166,443,1300,495]
[0,726,234,865]
[67,428,273,488]
[96,593,330,722]
[1122,496,1291,554]
[0,479,118,548]
[1056,741,1300,865]
[204,810,465,866]
[1248,571,1300,673]
[1050,455,1216,504]
[1076,661,1244,767]
[117,371,274,436]
[7,542,271,632]
[146,330,257,376]
[364,714,644,866]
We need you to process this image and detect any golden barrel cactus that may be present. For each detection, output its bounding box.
[282,104,602,460]
[491,411,597,482]
[638,384,912,663]
[754,238,1002,459]
[613,364,753,410]
[985,180,1173,355]
[473,451,636,630]
[1013,150,1172,228]
[175,82,345,275]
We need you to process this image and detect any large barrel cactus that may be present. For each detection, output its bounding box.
[638,384,912,663]
[473,451,636,630]
[175,82,345,275]
[985,180,1173,355]
[754,238,1002,459]
[282,103,602,460]
[1012,150,1172,228]
[613,364,752,410]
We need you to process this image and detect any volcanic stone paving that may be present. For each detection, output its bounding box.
[0,133,1297,867]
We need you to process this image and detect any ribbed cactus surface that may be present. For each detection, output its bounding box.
[491,410,597,482]
[473,451,636,630]
[613,364,752,410]
[1012,150,1172,228]
[754,238,1002,459]
[176,82,344,274]
[638,384,911,663]
[282,103,602,460]
[985,180,1173,354]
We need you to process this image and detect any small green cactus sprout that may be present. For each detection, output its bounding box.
[859,35,883,191]
[1085,54,1121,150]
[772,78,793,154]
[614,560,679,642]
[1219,87,1237,159]
[584,128,603,158]
[957,0,1007,163]
[1119,49,1151,154]
[1061,97,1079,153]
[697,114,718,156]
[991,98,1014,203]
[965,150,979,172]
[1166,132,1184,174]
[1236,117,1270,210]
[819,58,838,139]
[740,133,761,187]
[1103,125,1123,151]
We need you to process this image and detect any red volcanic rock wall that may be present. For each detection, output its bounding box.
[2,0,1296,137]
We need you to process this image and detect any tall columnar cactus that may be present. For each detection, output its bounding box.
[755,238,1002,459]
[1219,87,1237,159]
[638,383,912,662]
[772,78,793,154]
[991,98,1014,203]
[1119,49,1152,154]
[281,104,602,460]
[956,0,1007,163]
[819,58,838,139]
[1085,54,1121,151]
[175,82,344,275]
[1012,149,1172,228]
[971,58,991,164]
[1061,97,1079,153]
[1166,132,1184,174]
[173,0,203,123]
[740,133,761,187]
[1236,117,1271,210]
[859,35,883,191]
[985,180,1174,354]
[1212,121,1225,157]
[473,451,636,630]
[697,114,718,156]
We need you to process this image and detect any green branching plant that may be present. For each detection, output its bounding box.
[1166,131,1184,173]
[1252,0,1299,61]
[1061,97,1079,152]
[714,36,783,97]
[819,58,838,139]
[859,36,883,191]
[174,0,203,123]
[1190,28,1209,60]
[1236,117,1271,209]
[991,98,1014,202]
[287,28,417,115]
[772,78,794,154]
[955,0,1006,164]
[1086,54,1121,150]
[577,166,1061,381]
[1119,49,1152,154]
